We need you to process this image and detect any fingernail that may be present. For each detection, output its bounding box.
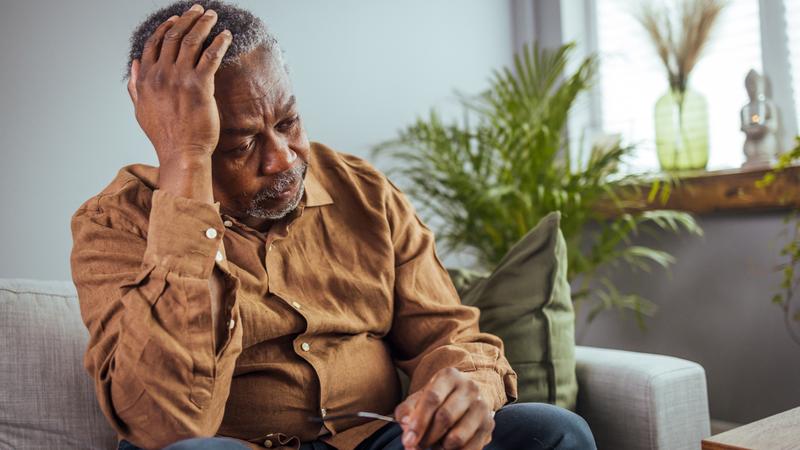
[402,431,416,446]
[400,416,410,425]
[167,15,179,22]
[204,9,216,16]
[190,4,203,12]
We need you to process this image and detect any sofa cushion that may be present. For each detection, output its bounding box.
[448,212,578,410]
[0,279,116,450]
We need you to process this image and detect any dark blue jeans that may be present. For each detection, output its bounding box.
[119,402,596,450]
[118,437,249,450]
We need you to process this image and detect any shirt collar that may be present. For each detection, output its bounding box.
[303,170,333,207]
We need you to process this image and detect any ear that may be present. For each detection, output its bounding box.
[127,59,140,104]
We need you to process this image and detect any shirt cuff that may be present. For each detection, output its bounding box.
[143,189,225,279]
[465,368,518,411]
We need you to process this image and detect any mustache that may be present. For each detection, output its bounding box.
[256,163,307,199]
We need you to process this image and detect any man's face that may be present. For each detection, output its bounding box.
[211,46,310,228]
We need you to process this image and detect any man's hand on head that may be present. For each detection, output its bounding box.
[127,3,232,203]
[394,367,496,450]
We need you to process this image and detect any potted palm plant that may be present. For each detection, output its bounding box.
[376,42,702,328]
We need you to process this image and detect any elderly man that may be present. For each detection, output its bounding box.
[70,1,596,449]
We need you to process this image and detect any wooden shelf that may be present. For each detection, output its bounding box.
[600,165,800,216]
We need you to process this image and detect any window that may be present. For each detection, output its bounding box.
[786,0,800,133]
[593,0,763,172]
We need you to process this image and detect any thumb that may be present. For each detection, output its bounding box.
[395,391,421,427]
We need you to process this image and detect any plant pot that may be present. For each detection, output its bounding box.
[654,88,709,171]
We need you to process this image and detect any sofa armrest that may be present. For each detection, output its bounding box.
[575,346,711,450]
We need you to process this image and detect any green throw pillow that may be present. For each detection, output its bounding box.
[448,212,577,410]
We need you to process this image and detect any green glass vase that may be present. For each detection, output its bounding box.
[654,88,709,171]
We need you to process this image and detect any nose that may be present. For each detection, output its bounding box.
[258,134,297,175]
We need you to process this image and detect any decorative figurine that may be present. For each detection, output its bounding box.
[741,69,779,169]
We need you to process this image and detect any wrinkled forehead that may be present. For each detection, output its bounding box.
[214,45,292,114]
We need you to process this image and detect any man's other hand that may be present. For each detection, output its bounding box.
[127,3,232,166]
[394,367,495,450]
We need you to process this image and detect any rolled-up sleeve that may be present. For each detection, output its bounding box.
[384,180,518,410]
[71,188,242,449]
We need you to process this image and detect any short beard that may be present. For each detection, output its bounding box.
[245,163,307,220]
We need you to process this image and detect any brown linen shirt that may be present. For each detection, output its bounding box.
[70,142,518,450]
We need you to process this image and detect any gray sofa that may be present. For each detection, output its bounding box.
[0,278,711,450]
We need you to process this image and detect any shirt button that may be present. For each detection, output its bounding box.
[301,342,311,352]
[215,250,224,262]
[263,440,273,448]
[320,408,327,418]
[223,220,233,228]
[205,228,218,239]
[228,319,235,330]
[292,301,302,309]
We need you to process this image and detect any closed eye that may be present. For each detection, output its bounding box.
[275,115,299,133]
[228,140,255,154]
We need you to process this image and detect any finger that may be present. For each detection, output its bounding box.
[419,382,476,448]
[404,370,459,449]
[140,16,178,69]
[441,406,493,450]
[394,391,420,428]
[177,8,219,67]
[457,420,494,450]
[159,4,206,63]
[128,59,140,103]
[195,29,232,75]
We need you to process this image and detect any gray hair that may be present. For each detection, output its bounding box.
[125,0,281,79]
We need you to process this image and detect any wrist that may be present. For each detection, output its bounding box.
[157,154,214,204]
[160,151,212,170]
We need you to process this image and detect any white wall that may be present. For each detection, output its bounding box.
[0,0,515,280]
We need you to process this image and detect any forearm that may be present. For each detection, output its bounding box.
[386,177,518,409]
[140,186,235,363]
[73,189,241,448]
[157,156,228,353]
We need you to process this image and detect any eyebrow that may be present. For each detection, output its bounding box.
[221,125,260,136]
[284,95,297,111]
[221,96,297,136]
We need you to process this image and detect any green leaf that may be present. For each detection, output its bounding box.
[647,180,660,204]
[755,172,775,189]
[622,246,676,271]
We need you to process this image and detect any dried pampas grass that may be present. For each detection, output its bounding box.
[634,0,728,95]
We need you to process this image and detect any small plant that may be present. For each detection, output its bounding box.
[634,0,727,97]
[376,43,702,328]
[758,138,800,346]
[633,0,727,171]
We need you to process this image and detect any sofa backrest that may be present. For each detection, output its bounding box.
[0,278,117,450]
